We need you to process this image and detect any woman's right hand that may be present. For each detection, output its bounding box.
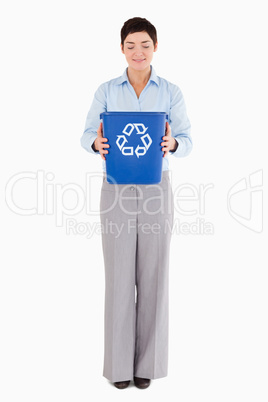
[93,122,109,160]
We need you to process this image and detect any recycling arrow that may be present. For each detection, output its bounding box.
[122,123,134,136]
[135,145,146,158]
[116,135,128,151]
[133,123,148,135]
[122,146,134,155]
[141,133,152,150]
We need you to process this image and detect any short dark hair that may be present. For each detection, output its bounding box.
[121,17,157,47]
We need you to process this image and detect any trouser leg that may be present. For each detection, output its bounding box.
[134,172,174,379]
[100,181,137,382]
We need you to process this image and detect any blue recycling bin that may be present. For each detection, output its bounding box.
[100,112,168,184]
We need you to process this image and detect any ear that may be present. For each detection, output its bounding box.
[120,43,125,54]
[154,42,158,52]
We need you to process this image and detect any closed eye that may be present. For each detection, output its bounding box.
[127,46,150,50]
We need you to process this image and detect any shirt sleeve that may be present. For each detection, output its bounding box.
[169,84,193,157]
[80,83,107,155]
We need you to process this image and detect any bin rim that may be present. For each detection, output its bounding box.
[100,111,168,119]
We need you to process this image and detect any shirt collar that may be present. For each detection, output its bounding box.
[115,65,160,86]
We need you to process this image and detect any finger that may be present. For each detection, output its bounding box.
[165,122,171,136]
[100,137,109,145]
[97,122,103,137]
[161,137,172,146]
[165,121,168,133]
[100,137,109,143]
[161,146,169,154]
[162,150,168,158]
[100,151,106,161]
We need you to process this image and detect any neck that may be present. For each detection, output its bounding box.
[127,65,151,86]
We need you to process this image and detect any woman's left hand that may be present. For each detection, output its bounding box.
[161,122,178,157]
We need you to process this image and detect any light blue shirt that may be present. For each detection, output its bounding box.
[81,65,192,171]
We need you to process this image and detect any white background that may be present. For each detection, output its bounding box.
[1,0,267,401]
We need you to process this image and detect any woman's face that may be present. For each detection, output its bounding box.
[121,31,158,71]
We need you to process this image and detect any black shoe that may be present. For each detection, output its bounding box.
[114,380,130,389]
[134,376,151,389]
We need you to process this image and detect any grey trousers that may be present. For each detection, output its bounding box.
[100,170,174,382]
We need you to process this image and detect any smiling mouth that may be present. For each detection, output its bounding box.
[133,59,145,62]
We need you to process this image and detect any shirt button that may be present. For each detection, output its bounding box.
[130,186,135,191]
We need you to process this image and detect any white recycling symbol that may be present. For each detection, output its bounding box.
[116,123,152,158]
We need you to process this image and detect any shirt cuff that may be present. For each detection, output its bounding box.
[91,140,98,153]
[170,138,179,154]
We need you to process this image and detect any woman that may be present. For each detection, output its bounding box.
[81,17,192,389]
